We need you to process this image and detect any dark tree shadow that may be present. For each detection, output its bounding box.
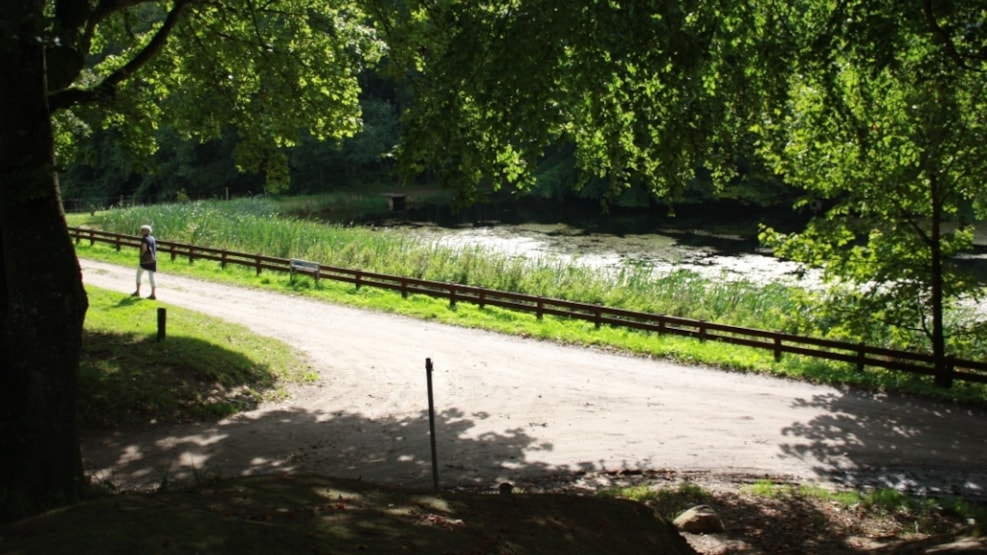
[81,404,602,494]
[778,389,987,499]
[79,332,275,428]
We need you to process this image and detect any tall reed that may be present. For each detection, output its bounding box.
[90,200,817,336]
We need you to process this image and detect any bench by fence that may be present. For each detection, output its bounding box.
[290,259,321,282]
[68,225,987,387]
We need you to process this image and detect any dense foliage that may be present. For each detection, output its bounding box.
[41,0,987,388]
[3,0,987,521]
[756,1,987,384]
[59,2,801,210]
[53,0,387,205]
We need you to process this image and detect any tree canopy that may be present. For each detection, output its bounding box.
[756,1,987,382]
[370,0,792,205]
[3,0,987,521]
[50,0,386,188]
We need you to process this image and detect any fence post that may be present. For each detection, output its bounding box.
[936,356,955,388]
[156,308,167,341]
[64,226,982,388]
[425,358,439,492]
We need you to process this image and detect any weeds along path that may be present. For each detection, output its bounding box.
[78,259,987,498]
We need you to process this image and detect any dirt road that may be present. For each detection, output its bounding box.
[78,259,987,497]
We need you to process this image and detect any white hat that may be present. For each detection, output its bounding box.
[141,225,152,233]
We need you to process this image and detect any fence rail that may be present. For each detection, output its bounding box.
[69,226,987,387]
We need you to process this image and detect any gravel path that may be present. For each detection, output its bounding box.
[78,259,987,497]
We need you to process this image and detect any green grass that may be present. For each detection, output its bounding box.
[66,200,987,405]
[66,200,802,330]
[743,478,987,537]
[80,286,316,430]
[601,479,985,548]
[603,482,715,519]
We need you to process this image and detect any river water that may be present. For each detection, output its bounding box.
[381,202,822,287]
[398,222,813,283]
[373,199,987,293]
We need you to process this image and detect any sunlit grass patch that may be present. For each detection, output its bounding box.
[743,479,986,537]
[599,482,715,521]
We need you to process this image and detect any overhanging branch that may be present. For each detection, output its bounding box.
[922,0,976,71]
[49,0,191,111]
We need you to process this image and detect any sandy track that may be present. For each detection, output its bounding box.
[78,259,987,497]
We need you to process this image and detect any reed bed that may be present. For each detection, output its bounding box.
[76,198,987,401]
[91,198,987,363]
[91,200,802,335]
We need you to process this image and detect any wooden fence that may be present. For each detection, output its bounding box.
[69,226,987,387]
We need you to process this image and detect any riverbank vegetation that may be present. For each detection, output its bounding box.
[69,199,987,405]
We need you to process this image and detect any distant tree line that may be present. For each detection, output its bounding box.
[59,94,403,210]
[59,73,798,213]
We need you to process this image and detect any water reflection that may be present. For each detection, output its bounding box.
[388,221,819,287]
[374,199,987,289]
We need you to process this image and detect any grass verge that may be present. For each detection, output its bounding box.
[72,236,987,406]
[80,286,316,430]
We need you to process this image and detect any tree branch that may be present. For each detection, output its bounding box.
[49,0,191,111]
[922,0,973,70]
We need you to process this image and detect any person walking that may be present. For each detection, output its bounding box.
[133,224,157,299]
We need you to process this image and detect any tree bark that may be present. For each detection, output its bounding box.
[929,180,950,388]
[0,0,89,521]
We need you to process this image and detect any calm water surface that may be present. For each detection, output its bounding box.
[375,200,987,290]
[388,221,820,287]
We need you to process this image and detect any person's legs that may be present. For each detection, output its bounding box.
[147,271,156,299]
[134,267,144,296]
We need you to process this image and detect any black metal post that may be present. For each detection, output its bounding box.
[426,357,439,492]
[157,307,166,341]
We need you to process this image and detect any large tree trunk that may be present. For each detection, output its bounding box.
[929,184,950,388]
[0,0,89,522]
